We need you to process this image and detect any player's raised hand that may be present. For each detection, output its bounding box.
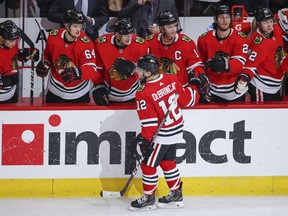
[113,57,135,80]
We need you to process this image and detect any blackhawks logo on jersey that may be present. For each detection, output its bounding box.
[80,36,90,44]
[97,36,107,44]
[137,85,145,92]
[181,35,192,42]
[253,36,263,45]
[145,34,154,41]
[214,51,229,58]
[274,46,284,69]
[159,57,180,75]
[237,31,247,38]
[49,29,58,36]
[54,54,75,72]
[10,54,18,73]
[135,36,144,44]
[199,32,207,38]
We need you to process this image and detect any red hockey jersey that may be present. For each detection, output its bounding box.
[44,28,97,100]
[0,42,19,101]
[136,73,199,145]
[197,29,248,100]
[242,25,285,94]
[146,33,205,86]
[94,33,149,102]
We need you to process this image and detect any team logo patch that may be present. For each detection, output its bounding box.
[135,36,144,44]
[159,57,180,75]
[199,32,207,38]
[274,46,284,69]
[80,36,90,43]
[237,31,247,38]
[54,54,74,71]
[137,85,145,92]
[97,36,107,44]
[182,35,192,42]
[253,36,263,45]
[145,34,154,40]
[49,29,58,36]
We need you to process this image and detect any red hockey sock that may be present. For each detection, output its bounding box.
[160,160,181,191]
[141,162,158,195]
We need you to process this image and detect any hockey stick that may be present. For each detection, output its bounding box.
[18,28,35,103]
[2,66,33,75]
[100,94,180,198]
[35,19,45,103]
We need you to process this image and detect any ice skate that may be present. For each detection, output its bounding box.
[130,194,156,211]
[157,183,184,209]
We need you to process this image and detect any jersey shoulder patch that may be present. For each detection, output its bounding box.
[253,36,263,45]
[237,31,247,38]
[199,32,208,38]
[97,35,107,44]
[80,35,91,44]
[181,35,192,42]
[137,85,146,92]
[145,34,154,41]
[49,29,59,36]
[135,36,145,44]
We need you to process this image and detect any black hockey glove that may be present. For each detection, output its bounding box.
[36,60,50,77]
[0,73,19,87]
[137,134,153,157]
[234,73,250,94]
[60,66,82,84]
[188,72,211,103]
[92,84,109,106]
[18,48,40,62]
[113,58,135,80]
[207,57,229,72]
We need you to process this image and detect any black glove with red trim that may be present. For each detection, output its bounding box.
[18,48,40,62]
[0,73,19,87]
[188,72,211,103]
[113,57,135,79]
[60,66,82,84]
[207,57,229,72]
[92,84,109,106]
[137,134,153,157]
[36,60,50,77]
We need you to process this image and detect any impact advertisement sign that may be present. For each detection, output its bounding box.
[1,108,288,179]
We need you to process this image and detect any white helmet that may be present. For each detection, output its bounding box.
[278,8,288,35]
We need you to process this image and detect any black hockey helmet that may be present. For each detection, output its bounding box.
[63,9,85,24]
[0,20,20,40]
[157,11,178,26]
[137,54,159,74]
[214,5,232,19]
[254,7,274,22]
[114,18,134,35]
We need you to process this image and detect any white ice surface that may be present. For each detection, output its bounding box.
[0,196,287,216]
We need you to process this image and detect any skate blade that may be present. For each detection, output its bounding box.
[157,201,184,209]
[130,204,156,211]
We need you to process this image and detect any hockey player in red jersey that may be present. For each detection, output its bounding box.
[197,5,249,102]
[35,9,97,103]
[274,8,288,95]
[146,11,209,103]
[241,8,285,101]
[92,18,149,105]
[0,20,39,103]
[115,54,209,210]
[274,8,288,50]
